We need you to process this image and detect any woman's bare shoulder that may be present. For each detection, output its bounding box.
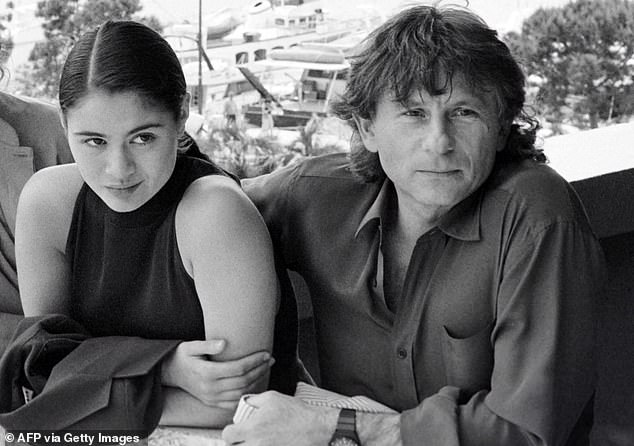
[23,164,83,207]
[175,173,272,265]
[180,175,254,224]
[18,163,84,249]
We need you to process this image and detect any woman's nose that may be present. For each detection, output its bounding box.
[104,145,135,180]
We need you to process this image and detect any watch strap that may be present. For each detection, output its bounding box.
[330,408,360,444]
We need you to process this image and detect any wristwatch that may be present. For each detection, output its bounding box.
[329,408,361,446]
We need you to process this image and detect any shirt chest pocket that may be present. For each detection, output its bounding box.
[441,321,494,398]
[0,145,35,233]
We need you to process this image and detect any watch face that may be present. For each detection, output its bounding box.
[329,437,360,446]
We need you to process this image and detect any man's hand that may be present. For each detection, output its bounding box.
[222,391,339,445]
[161,339,274,410]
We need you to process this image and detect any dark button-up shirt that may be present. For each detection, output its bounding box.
[245,153,606,446]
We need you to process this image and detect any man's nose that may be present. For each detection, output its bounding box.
[421,116,452,154]
[105,145,135,179]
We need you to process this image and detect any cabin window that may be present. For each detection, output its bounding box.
[272,46,284,50]
[307,69,350,79]
[236,52,249,64]
[255,49,267,61]
[275,18,285,26]
[306,69,330,79]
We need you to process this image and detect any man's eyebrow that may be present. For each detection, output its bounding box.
[393,96,425,106]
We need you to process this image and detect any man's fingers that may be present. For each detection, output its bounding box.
[222,424,241,444]
[242,390,277,408]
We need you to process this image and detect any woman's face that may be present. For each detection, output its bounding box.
[65,90,186,212]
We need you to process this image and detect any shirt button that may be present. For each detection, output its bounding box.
[397,348,408,359]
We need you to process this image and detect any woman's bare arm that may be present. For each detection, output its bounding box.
[15,164,83,316]
[160,175,278,425]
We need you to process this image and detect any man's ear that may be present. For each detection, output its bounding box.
[496,123,511,152]
[353,114,378,153]
[178,93,191,133]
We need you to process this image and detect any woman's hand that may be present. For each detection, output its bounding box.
[161,339,274,410]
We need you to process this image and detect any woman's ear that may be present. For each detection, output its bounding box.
[58,110,68,133]
[353,114,379,153]
[178,93,191,133]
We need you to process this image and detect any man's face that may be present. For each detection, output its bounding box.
[358,79,507,222]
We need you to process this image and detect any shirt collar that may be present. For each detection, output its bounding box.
[437,188,483,241]
[354,179,483,242]
[355,179,391,238]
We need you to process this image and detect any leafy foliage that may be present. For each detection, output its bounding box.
[196,125,304,179]
[14,0,162,99]
[193,115,348,179]
[507,0,634,130]
[0,1,15,66]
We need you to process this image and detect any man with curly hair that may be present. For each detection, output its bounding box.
[225,5,605,445]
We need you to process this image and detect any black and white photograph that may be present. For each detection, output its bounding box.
[0,0,632,444]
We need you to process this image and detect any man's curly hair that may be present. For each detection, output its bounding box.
[331,5,545,183]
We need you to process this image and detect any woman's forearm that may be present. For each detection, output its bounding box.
[159,386,235,428]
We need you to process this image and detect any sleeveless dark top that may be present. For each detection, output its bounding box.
[65,155,299,394]
[66,156,236,339]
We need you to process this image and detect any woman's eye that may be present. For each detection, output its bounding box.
[131,134,156,145]
[84,138,106,147]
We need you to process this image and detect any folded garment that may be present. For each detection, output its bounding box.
[0,314,179,433]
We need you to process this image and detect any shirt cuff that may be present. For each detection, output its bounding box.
[400,386,461,446]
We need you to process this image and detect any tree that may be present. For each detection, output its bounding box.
[507,0,634,130]
[0,1,15,66]
[15,0,162,99]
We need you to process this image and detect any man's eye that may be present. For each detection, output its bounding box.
[453,108,478,118]
[404,109,427,118]
[84,138,106,147]
[131,134,156,145]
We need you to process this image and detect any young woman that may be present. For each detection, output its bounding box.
[14,20,288,427]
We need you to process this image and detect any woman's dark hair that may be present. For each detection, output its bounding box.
[331,5,545,183]
[59,20,202,155]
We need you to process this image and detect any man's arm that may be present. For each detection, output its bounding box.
[221,391,401,445]
[222,220,604,446]
[399,221,604,446]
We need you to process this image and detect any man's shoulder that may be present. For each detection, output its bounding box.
[245,152,379,220]
[0,92,70,168]
[246,152,359,194]
[486,160,588,224]
[0,92,58,123]
[492,160,568,192]
[294,152,356,180]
